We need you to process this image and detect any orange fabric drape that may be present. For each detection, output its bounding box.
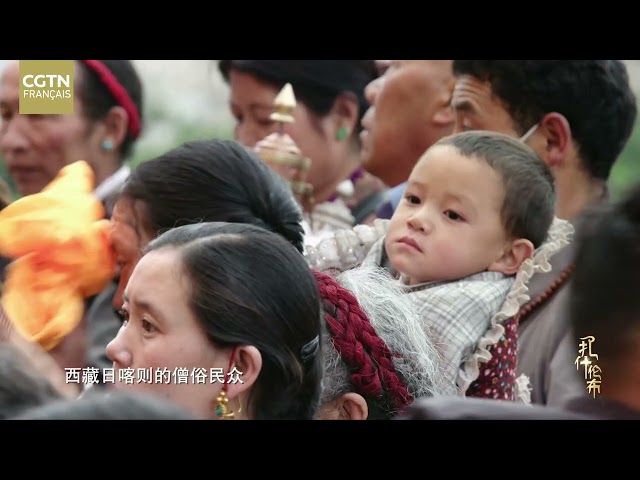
[0,161,116,351]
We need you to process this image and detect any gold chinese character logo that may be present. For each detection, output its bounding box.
[575,336,601,398]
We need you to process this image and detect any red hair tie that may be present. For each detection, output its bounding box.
[80,60,141,139]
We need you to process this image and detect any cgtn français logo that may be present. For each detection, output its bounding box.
[22,73,71,99]
[19,60,74,114]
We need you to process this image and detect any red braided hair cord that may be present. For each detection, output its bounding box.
[313,270,413,412]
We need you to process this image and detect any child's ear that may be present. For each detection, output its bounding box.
[488,239,534,276]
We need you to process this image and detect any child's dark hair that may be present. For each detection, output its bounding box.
[435,131,556,248]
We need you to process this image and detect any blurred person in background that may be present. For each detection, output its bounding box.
[0,343,63,419]
[13,390,195,420]
[450,60,638,406]
[0,60,144,379]
[218,60,388,230]
[566,182,640,419]
[0,60,143,215]
[360,60,456,219]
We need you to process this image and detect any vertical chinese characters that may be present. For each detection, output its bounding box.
[575,336,602,398]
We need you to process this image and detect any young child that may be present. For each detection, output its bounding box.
[307,130,562,396]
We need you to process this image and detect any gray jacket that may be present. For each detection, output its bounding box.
[517,240,588,406]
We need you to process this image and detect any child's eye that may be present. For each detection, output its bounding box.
[404,194,420,204]
[444,210,465,221]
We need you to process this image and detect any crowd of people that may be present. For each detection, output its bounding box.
[0,59,639,420]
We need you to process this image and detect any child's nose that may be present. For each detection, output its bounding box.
[408,210,435,233]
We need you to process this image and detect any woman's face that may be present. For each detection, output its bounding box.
[0,61,103,196]
[109,198,154,311]
[105,247,231,420]
[226,68,346,201]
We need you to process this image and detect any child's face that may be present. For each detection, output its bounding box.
[385,145,510,284]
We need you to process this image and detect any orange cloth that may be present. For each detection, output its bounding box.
[0,161,116,351]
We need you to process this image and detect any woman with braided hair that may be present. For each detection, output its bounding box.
[315,266,451,419]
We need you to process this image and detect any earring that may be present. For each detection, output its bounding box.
[101,139,114,151]
[215,389,243,419]
[336,127,349,141]
[215,347,241,419]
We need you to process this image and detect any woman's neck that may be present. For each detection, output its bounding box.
[312,153,361,205]
[90,156,122,190]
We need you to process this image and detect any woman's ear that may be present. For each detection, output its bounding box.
[330,92,360,141]
[100,105,130,151]
[335,392,369,420]
[226,345,262,398]
[488,238,534,276]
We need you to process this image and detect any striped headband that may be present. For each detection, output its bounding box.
[80,60,141,139]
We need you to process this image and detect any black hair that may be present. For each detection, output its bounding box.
[435,131,556,248]
[121,139,304,253]
[569,182,640,384]
[452,60,637,180]
[219,60,378,134]
[146,222,323,420]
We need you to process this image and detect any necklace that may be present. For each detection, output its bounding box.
[516,263,575,325]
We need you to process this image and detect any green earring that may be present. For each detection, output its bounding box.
[102,139,114,151]
[336,127,349,141]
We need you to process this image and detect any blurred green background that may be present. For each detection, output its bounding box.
[608,121,640,199]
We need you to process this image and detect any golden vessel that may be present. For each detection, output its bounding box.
[253,83,314,209]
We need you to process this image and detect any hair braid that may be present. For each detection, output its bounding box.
[313,270,413,411]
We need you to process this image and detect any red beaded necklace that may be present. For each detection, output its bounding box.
[516,263,576,325]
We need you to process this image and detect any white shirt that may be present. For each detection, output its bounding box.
[93,164,131,202]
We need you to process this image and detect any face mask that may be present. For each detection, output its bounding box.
[520,123,539,144]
